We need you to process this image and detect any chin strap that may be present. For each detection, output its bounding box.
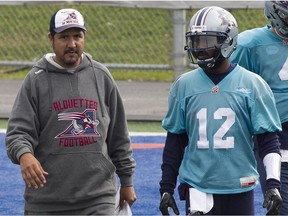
[263,153,281,181]
[274,28,288,40]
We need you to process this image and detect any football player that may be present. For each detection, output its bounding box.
[159,6,282,215]
[230,1,288,214]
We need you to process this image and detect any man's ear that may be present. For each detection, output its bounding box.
[48,32,53,43]
[48,32,54,48]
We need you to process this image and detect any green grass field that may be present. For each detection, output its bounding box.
[0,120,7,129]
[0,119,165,132]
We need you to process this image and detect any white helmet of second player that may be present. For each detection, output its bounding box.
[265,1,288,39]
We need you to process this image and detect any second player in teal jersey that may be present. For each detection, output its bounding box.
[230,1,288,215]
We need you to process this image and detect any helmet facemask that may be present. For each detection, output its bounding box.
[185,31,230,69]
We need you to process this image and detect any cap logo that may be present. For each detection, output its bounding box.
[62,11,78,25]
[52,9,86,33]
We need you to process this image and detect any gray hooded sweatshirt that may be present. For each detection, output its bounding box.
[5,53,135,212]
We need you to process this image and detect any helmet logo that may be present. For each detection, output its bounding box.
[218,10,237,28]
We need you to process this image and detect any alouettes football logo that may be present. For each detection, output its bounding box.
[62,11,79,25]
[55,109,100,138]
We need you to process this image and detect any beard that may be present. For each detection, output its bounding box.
[61,50,81,67]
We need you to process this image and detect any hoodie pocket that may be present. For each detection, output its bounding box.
[26,151,116,203]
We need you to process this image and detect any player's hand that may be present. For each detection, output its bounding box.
[19,153,48,189]
[263,188,282,215]
[159,192,180,215]
[119,186,137,208]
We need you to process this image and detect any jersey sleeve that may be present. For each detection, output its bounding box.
[251,77,282,134]
[162,80,186,134]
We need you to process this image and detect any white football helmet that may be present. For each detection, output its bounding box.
[265,1,288,39]
[184,6,238,69]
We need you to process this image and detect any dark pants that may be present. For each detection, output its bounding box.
[181,184,254,215]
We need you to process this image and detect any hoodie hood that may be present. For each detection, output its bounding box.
[34,52,91,74]
[32,53,105,116]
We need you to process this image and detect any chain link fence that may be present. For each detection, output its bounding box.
[0,2,268,80]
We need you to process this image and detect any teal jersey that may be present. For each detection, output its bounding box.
[230,26,288,123]
[162,65,281,194]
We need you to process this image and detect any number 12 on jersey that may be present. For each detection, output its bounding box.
[197,108,235,149]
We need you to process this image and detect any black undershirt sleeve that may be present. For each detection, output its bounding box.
[256,131,280,160]
[159,132,188,195]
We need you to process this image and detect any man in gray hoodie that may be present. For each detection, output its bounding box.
[5,8,136,215]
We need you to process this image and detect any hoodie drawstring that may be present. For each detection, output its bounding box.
[87,55,105,117]
[46,65,53,112]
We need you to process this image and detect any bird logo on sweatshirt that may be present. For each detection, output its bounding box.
[55,109,100,138]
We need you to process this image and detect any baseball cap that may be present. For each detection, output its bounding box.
[50,8,87,33]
